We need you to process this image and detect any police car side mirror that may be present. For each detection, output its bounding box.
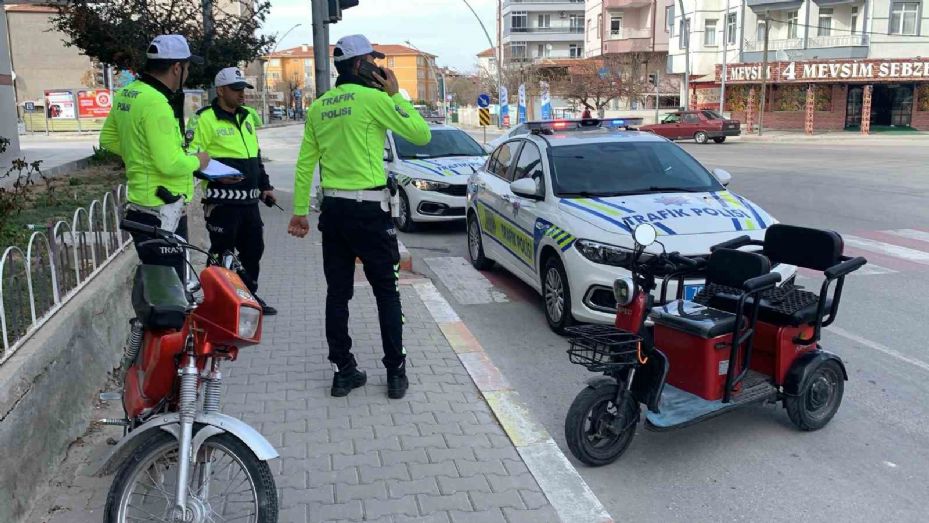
[713,168,732,187]
[511,178,543,200]
[384,148,394,162]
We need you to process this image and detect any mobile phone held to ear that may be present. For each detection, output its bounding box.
[358,61,387,90]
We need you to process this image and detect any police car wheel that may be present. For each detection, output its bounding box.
[394,189,417,232]
[694,131,709,144]
[543,256,575,334]
[467,213,493,270]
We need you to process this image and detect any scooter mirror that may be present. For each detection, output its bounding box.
[633,223,657,247]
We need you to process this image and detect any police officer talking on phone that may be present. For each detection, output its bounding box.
[289,35,431,399]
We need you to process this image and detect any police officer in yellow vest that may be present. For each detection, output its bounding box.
[188,67,277,315]
[100,35,210,279]
[289,35,431,399]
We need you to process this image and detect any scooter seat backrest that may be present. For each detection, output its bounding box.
[763,224,843,272]
[705,248,772,290]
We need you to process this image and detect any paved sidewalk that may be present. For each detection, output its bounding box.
[24,192,609,522]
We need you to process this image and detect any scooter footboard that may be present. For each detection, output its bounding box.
[94,412,279,477]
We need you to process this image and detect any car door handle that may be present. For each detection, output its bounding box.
[501,194,513,203]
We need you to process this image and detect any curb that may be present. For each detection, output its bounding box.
[412,280,614,523]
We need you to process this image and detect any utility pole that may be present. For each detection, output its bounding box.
[758,14,769,135]
[312,1,331,97]
[202,0,215,99]
[720,11,728,114]
[677,0,689,109]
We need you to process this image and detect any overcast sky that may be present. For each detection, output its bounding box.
[262,0,497,73]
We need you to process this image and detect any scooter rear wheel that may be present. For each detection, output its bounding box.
[104,430,278,523]
[565,385,638,466]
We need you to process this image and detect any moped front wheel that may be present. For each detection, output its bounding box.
[565,385,639,467]
[104,430,278,523]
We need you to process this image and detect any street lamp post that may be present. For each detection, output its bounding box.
[406,40,446,123]
[461,0,502,126]
[263,23,302,124]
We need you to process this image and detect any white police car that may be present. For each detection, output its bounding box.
[386,125,488,232]
[466,120,796,333]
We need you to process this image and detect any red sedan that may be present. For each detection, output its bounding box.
[640,110,741,144]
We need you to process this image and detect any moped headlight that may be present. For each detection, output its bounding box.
[613,277,635,306]
[238,305,261,339]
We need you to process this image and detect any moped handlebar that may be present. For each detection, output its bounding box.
[668,251,699,269]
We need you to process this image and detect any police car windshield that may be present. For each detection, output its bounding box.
[394,130,486,160]
[550,141,723,197]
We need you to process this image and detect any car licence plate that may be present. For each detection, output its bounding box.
[684,284,704,301]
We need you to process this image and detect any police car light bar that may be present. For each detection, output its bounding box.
[527,117,643,134]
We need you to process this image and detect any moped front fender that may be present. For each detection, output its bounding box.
[94,412,279,477]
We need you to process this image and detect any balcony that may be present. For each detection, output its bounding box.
[501,0,585,14]
[745,0,803,12]
[604,0,652,8]
[742,34,869,61]
[508,26,584,34]
[603,36,659,54]
[504,0,583,4]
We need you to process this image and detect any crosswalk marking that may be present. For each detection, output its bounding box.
[884,229,929,245]
[842,234,929,266]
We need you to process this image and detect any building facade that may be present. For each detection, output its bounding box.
[667,0,929,130]
[501,0,587,62]
[265,43,441,106]
[4,4,97,105]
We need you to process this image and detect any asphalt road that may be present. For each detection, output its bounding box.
[261,125,929,522]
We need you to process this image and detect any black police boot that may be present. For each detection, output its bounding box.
[254,295,277,316]
[387,361,409,400]
[331,366,367,397]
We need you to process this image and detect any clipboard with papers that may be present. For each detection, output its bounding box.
[198,160,243,181]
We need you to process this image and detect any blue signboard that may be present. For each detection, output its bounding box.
[477,93,491,108]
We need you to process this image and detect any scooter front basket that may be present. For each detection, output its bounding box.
[566,325,643,373]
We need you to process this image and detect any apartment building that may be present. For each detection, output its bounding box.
[501,0,587,62]
[265,43,440,105]
[585,0,680,109]
[668,0,929,130]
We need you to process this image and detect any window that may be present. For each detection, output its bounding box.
[680,18,691,49]
[488,141,521,180]
[757,21,766,43]
[704,19,717,46]
[818,8,833,37]
[890,2,919,35]
[611,16,623,37]
[570,14,583,31]
[394,129,486,160]
[727,13,737,45]
[851,6,859,34]
[683,113,700,124]
[538,14,551,28]
[597,14,603,35]
[662,113,681,123]
[666,6,674,33]
[537,44,551,58]
[548,142,722,197]
[513,143,544,195]
[387,57,395,67]
[787,10,798,39]
[569,44,582,58]
[270,58,280,66]
[512,11,528,32]
[510,42,527,59]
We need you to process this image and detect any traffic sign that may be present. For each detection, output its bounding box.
[477,93,491,108]
[479,108,491,126]
[24,102,35,113]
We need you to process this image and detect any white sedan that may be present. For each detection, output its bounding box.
[386,125,488,232]
[466,121,796,333]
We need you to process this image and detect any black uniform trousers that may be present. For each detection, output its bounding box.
[318,197,404,371]
[205,203,265,293]
[125,208,188,283]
